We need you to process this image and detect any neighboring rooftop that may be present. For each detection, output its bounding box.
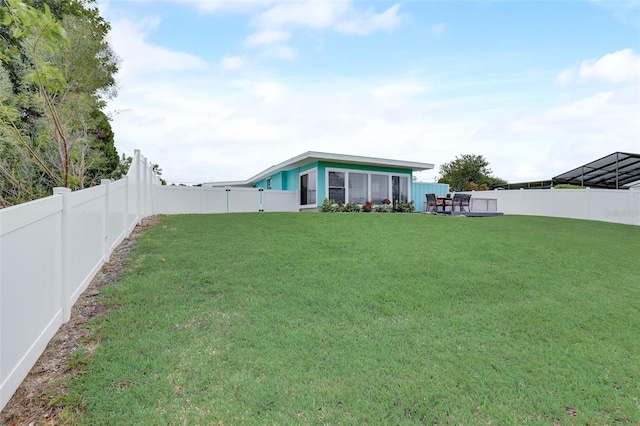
[552,152,640,189]
[494,152,640,190]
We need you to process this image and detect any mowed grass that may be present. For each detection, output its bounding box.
[64,213,640,425]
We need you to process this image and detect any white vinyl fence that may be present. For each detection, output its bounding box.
[459,188,640,226]
[154,186,299,215]
[0,151,300,411]
[0,150,159,411]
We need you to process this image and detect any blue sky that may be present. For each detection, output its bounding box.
[97,0,640,184]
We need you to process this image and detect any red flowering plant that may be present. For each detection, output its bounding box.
[381,198,391,205]
[363,201,374,212]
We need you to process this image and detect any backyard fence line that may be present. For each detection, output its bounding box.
[2,157,639,412]
[154,186,299,214]
[458,187,640,226]
[0,151,301,411]
[0,150,158,411]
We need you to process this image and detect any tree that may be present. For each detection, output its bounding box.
[438,154,507,192]
[0,0,120,205]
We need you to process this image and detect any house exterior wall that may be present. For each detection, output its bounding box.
[256,161,418,207]
[316,162,412,206]
[255,171,286,190]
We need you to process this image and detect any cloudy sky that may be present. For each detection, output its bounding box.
[96,0,640,184]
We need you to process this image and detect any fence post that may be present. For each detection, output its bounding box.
[53,187,72,323]
[225,187,230,213]
[134,150,142,223]
[123,175,130,232]
[142,154,149,217]
[101,179,111,262]
[259,188,264,212]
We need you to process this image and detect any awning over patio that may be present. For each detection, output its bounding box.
[552,152,640,189]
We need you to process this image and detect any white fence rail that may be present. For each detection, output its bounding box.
[0,150,158,411]
[460,188,640,226]
[154,186,299,215]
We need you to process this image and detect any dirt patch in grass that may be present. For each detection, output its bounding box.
[0,216,160,426]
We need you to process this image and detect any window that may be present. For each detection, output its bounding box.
[326,168,411,205]
[371,174,389,204]
[300,169,317,206]
[392,175,409,203]
[349,173,368,204]
[328,171,345,203]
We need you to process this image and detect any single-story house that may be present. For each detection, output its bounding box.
[205,151,448,211]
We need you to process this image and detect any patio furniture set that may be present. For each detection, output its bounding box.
[425,193,471,214]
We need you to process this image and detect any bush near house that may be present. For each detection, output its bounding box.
[321,198,414,213]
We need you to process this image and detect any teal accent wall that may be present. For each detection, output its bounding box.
[411,182,450,212]
[271,172,283,190]
[255,161,424,207]
[286,169,299,191]
[317,162,413,205]
[255,172,287,190]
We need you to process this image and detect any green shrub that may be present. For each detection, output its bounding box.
[321,198,345,212]
[374,205,392,213]
[393,200,415,213]
[344,202,361,212]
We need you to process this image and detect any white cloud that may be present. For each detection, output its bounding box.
[220,55,246,71]
[334,4,402,35]
[264,45,297,60]
[252,1,401,35]
[108,18,208,78]
[556,48,640,85]
[370,81,427,99]
[245,29,291,46]
[578,48,640,83]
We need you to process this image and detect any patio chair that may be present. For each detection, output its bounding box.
[444,194,461,212]
[425,193,439,212]
[460,194,471,212]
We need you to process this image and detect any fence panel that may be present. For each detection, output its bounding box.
[263,190,299,212]
[67,186,108,306]
[201,188,229,214]
[228,188,261,213]
[107,179,129,255]
[460,188,640,226]
[0,196,64,409]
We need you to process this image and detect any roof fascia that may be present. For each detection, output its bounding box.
[245,151,434,184]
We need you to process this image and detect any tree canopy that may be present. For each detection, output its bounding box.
[0,0,123,207]
[438,154,507,192]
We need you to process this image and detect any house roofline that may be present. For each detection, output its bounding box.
[203,151,434,187]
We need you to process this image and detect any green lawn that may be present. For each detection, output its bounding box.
[63,213,640,425]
